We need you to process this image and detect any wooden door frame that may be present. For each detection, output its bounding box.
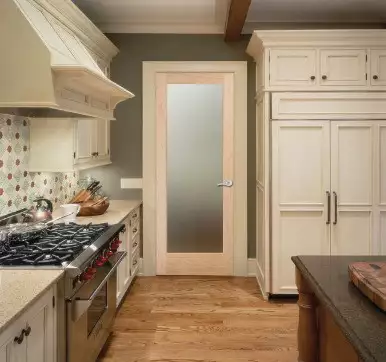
[142,61,248,276]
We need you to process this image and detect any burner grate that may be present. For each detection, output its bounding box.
[0,223,108,266]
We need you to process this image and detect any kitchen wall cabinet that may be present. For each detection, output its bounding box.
[0,286,56,362]
[248,30,386,297]
[29,118,111,172]
[117,205,141,306]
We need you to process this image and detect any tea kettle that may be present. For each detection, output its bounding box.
[23,198,53,222]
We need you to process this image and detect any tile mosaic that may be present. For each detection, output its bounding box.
[0,114,79,216]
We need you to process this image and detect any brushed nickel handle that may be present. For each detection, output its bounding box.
[217,180,233,187]
[326,191,331,225]
[333,191,338,225]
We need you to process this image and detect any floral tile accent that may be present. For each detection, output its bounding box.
[0,114,79,216]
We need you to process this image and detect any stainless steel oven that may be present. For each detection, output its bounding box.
[66,251,126,362]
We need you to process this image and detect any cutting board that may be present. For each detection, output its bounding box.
[349,262,386,311]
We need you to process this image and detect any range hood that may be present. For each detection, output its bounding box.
[0,0,134,119]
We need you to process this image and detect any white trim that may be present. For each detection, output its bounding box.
[247,258,256,276]
[142,61,248,277]
[120,178,143,189]
[97,22,225,34]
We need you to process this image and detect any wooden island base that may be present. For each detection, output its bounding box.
[296,267,361,362]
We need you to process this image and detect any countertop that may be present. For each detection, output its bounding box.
[292,255,386,362]
[53,199,142,225]
[0,269,64,333]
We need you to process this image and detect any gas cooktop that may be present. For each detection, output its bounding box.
[0,222,109,266]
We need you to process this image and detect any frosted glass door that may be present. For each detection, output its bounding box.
[167,84,223,253]
[156,73,234,275]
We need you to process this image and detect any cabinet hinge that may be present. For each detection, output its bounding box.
[52,296,55,308]
[73,152,76,159]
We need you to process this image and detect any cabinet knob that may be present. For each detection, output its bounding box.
[322,75,327,80]
[310,75,316,80]
[91,152,97,157]
[373,75,379,80]
[24,326,31,337]
[14,330,25,344]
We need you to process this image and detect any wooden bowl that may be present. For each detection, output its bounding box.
[77,200,110,217]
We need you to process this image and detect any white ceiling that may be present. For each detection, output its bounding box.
[74,0,386,34]
[74,0,229,33]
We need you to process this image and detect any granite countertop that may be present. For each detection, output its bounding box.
[0,269,64,333]
[292,255,386,362]
[53,199,142,225]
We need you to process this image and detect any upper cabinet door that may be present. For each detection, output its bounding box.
[269,49,316,86]
[371,50,386,86]
[74,119,95,166]
[320,49,367,86]
[96,119,110,159]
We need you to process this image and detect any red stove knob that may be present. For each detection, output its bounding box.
[80,272,94,281]
[86,267,97,275]
[98,256,108,265]
[94,259,104,267]
[106,250,114,257]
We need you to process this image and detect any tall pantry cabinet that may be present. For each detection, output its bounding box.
[247,30,386,297]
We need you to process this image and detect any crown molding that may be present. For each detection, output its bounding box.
[247,29,386,58]
[96,22,225,34]
[32,0,118,61]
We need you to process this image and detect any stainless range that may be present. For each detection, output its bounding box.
[0,209,127,362]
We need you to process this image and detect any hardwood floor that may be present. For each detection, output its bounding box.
[98,277,298,362]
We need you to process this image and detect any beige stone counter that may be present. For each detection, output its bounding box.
[53,199,142,225]
[0,269,64,333]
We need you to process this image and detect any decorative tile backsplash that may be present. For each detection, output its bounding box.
[0,114,79,216]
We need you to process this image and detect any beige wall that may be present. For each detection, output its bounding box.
[81,34,256,257]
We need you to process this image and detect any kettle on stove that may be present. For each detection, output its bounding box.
[23,198,53,222]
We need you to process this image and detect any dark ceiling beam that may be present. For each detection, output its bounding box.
[224,0,252,42]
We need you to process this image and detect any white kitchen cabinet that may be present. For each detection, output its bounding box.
[271,121,331,294]
[330,122,375,255]
[320,49,367,86]
[0,287,56,362]
[269,49,316,86]
[29,118,111,172]
[371,49,386,86]
[116,205,142,306]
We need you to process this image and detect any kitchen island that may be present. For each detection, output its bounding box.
[292,255,386,362]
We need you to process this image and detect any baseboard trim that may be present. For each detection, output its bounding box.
[247,258,256,276]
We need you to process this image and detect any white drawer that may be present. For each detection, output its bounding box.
[131,248,140,276]
[129,207,140,226]
[131,233,140,256]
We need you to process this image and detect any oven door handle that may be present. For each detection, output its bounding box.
[71,251,126,321]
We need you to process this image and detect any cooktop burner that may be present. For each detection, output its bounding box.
[0,223,108,266]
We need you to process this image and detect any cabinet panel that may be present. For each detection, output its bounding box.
[320,49,367,86]
[96,119,110,158]
[269,49,316,86]
[25,306,47,362]
[371,50,386,85]
[74,119,95,165]
[272,121,330,294]
[331,122,374,256]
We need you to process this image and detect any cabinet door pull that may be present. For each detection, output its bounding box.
[333,192,338,225]
[14,330,25,344]
[310,75,316,80]
[132,227,138,233]
[322,75,327,80]
[24,325,31,337]
[373,75,379,80]
[326,191,331,225]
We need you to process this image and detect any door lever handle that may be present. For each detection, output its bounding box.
[217,180,233,187]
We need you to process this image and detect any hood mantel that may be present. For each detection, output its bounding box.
[0,0,134,119]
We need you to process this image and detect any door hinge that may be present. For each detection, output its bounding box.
[73,152,76,159]
[52,296,55,308]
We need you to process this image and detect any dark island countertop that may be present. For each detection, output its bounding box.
[292,255,386,362]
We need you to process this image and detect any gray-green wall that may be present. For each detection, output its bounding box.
[81,34,256,257]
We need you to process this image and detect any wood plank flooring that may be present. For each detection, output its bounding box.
[98,277,298,362]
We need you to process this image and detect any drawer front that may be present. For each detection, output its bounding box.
[371,49,386,86]
[320,49,367,86]
[131,233,140,255]
[129,207,140,226]
[270,49,316,86]
[131,249,140,276]
[131,220,140,239]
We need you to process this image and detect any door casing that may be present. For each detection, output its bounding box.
[142,61,248,276]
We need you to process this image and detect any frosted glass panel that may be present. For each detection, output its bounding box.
[167,84,223,253]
